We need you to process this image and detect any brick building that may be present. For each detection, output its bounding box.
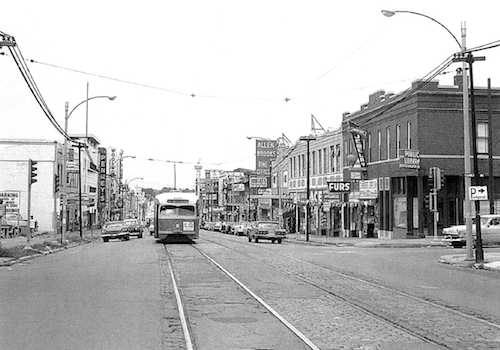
[342,73,500,238]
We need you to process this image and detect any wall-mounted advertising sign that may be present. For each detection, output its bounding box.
[250,177,268,188]
[255,140,278,188]
[399,149,420,169]
[359,179,378,199]
[0,191,20,210]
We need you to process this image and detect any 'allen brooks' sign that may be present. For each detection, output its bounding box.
[255,139,278,188]
[327,181,351,193]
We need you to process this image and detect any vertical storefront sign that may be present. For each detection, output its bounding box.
[255,139,278,188]
[98,148,107,207]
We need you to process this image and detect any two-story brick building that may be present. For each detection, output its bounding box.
[342,72,500,238]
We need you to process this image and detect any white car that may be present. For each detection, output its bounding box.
[442,214,500,248]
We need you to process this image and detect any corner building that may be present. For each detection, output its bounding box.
[342,73,500,238]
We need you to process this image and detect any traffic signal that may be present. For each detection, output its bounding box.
[439,170,445,190]
[29,159,38,184]
[54,174,60,192]
[427,171,434,190]
[424,194,430,210]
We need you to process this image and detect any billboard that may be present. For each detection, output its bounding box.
[255,139,278,188]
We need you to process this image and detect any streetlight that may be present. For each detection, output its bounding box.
[381,9,476,261]
[61,95,116,243]
[300,135,316,242]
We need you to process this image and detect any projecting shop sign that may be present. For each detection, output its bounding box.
[327,181,351,193]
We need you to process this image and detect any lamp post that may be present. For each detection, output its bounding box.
[382,9,475,261]
[300,135,316,241]
[62,95,116,243]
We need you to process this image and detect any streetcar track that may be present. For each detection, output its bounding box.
[199,233,500,349]
[162,242,320,350]
[200,237,449,349]
[206,234,500,330]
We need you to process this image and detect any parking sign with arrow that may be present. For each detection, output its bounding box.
[469,186,488,200]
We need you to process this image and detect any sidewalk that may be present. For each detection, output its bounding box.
[0,229,101,266]
[286,233,500,272]
[0,228,101,249]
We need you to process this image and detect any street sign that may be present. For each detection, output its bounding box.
[469,186,488,200]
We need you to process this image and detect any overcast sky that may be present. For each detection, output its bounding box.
[1,0,499,190]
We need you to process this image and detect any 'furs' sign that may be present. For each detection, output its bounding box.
[327,181,351,193]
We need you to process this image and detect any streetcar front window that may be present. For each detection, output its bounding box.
[159,205,195,218]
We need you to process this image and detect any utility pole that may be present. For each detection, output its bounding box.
[300,135,316,241]
[62,103,69,244]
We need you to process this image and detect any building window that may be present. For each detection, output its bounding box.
[301,154,305,177]
[386,127,391,160]
[396,124,401,156]
[312,151,316,175]
[407,122,412,149]
[318,149,323,175]
[323,148,328,174]
[378,130,382,161]
[367,133,371,163]
[477,121,489,154]
[335,144,340,171]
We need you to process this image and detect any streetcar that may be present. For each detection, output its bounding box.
[153,191,200,242]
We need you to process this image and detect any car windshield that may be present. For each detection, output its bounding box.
[124,219,138,225]
[104,222,124,229]
[258,222,279,229]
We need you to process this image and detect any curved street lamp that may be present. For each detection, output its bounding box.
[61,95,116,243]
[381,10,476,260]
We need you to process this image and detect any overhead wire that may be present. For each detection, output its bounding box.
[1,32,71,141]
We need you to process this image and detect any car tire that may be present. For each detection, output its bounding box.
[277,239,282,244]
[271,239,276,243]
[138,234,143,238]
[103,238,109,242]
[248,236,251,242]
[255,238,259,243]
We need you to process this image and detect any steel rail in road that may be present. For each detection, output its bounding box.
[164,246,194,350]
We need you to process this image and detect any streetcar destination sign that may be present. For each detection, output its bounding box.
[327,181,351,193]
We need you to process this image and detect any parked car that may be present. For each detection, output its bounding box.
[222,221,237,234]
[233,222,250,236]
[148,223,154,235]
[213,221,223,232]
[123,218,143,238]
[101,221,130,242]
[246,221,287,243]
[203,222,215,231]
[442,214,500,248]
[2,213,36,235]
